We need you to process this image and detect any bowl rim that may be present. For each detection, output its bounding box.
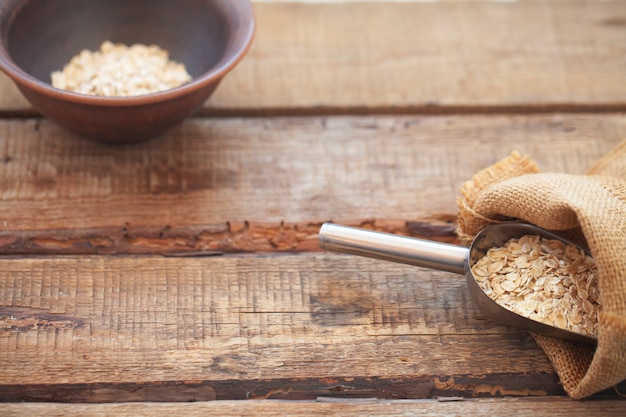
[0,0,255,107]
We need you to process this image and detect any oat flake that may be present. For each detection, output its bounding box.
[471,234,600,338]
[51,41,192,97]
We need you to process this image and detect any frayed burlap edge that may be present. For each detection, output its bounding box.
[456,152,539,244]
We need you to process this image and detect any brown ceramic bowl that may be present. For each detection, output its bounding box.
[0,0,254,143]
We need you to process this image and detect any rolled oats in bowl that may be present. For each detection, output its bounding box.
[51,41,192,97]
[471,234,601,338]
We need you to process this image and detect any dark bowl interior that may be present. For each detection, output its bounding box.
[7,0,228,82]
[0,0,254,143]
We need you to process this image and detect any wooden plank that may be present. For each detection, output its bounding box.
[1,398,625,417]
[1,1,625,113]
[0,115,624,254]
[0,253,567,401]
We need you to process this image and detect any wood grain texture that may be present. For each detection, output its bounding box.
[1,1,625,114]
[0,253,564,400]
[0,115,624,254]
[1,1,625,411]
[1,398,625,417]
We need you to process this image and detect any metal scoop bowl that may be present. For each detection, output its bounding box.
[319,222,596,345]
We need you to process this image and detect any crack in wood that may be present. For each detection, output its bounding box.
[0,220,459,255]
[0,374,574,403]
[0,307,82,332]
[434,376,549,398]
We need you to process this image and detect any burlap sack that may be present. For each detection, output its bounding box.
[456,140,626,399]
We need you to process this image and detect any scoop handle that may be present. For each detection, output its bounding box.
[319,223,468,274]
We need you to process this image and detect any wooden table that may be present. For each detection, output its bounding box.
[1,1,625,415]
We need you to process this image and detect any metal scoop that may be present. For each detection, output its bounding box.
[319,222,596,345]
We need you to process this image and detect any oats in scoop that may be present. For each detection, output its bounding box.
[472,234,600,338]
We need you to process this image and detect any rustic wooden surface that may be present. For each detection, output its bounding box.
[1,398,625,417]
[1,0,625,415]
[2,1,626,114]
[1,114,624,253]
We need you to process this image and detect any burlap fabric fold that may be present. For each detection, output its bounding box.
[456,140,626,399]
